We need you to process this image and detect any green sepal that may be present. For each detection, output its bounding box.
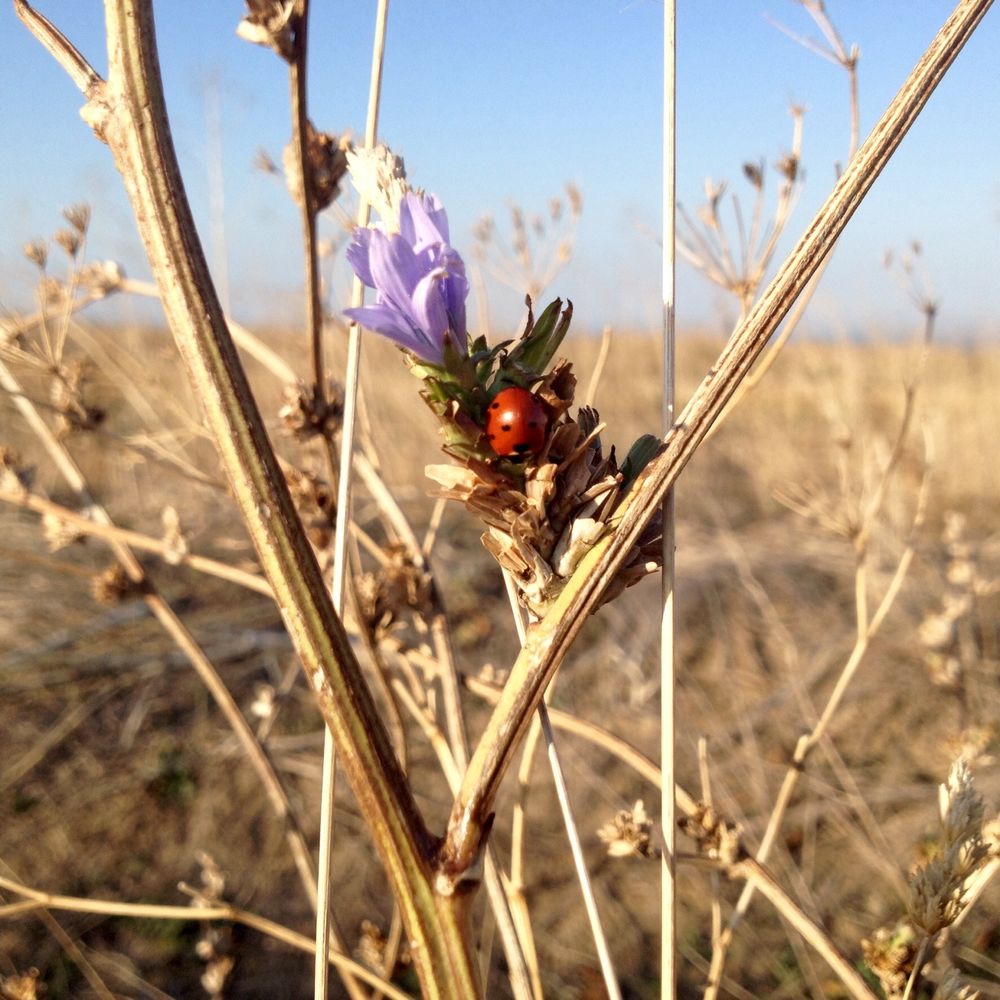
[619,434,662,493]
[506,297,573,376]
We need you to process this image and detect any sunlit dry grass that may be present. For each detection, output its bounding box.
[2,317,998,997]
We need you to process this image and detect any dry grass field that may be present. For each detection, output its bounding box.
[1,319,998,998]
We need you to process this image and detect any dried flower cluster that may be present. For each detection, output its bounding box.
[919,511,997,694]
[355,544,434,639]
[679,802,745,866]
[426,373,662,616]
[283,465,337,551]
[282,124,351,211]
[278,378,345,441]
[342,151,662,616]
[597,800,656,860]
[863,759,997,999]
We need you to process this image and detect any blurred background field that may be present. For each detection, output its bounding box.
[2,319,998,998]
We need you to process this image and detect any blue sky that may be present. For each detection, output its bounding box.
[2,2,998,341]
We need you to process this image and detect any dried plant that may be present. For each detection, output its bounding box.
[5,1,996,998]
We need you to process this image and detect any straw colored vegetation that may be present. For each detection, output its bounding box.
[2,317,998,997]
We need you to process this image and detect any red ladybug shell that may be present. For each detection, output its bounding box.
[486,387,548,458]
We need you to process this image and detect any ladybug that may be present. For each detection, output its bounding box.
[485,386,549,458]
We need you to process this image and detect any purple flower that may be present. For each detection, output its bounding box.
[344,191,468,363]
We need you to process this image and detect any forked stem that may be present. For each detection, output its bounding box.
[440,0,993,885]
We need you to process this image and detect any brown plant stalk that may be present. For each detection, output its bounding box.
[14,1,478,995]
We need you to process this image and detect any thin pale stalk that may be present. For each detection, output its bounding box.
[440,0,992,885]
[503,572,620,999]
[661,2,678,997]
[0,357,317,905]
[14,2,479,992]
[463,673,700,816]
[714,858,879,1000]
[317,1,391,995]
[0,876,414,1000]
[0,487,273,597]
[698,738,723,969]
[703,466,928,999]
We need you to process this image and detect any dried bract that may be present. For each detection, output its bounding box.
[236,0,297,61]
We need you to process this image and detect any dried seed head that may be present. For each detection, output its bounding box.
[42,511,86,552]
[0,446,33,498]
[776,151,799,182]
[278,379,345,441]
[50,362,106,437]
[679,802,744,865]
[284,124,350,211]
[356,919,388,972]
[236,0,297,60]
[22,239,48,270]
[250,683,275,720]
[54,228,81,259]
[254,147,280,175]
[0,968,41,1000]
[161,506,188,565]
[597,800,656,859]
[284,466,336,550]
[356,545,433,637]
[907,759,989,934]
[919,612,957,652]
[861,920,919,999]
[62,203,91,235]
[742,159,764,190]
[565,182,583,217]
[77,259,124,296]
[347,144,409,231]
[91,563,141,604]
